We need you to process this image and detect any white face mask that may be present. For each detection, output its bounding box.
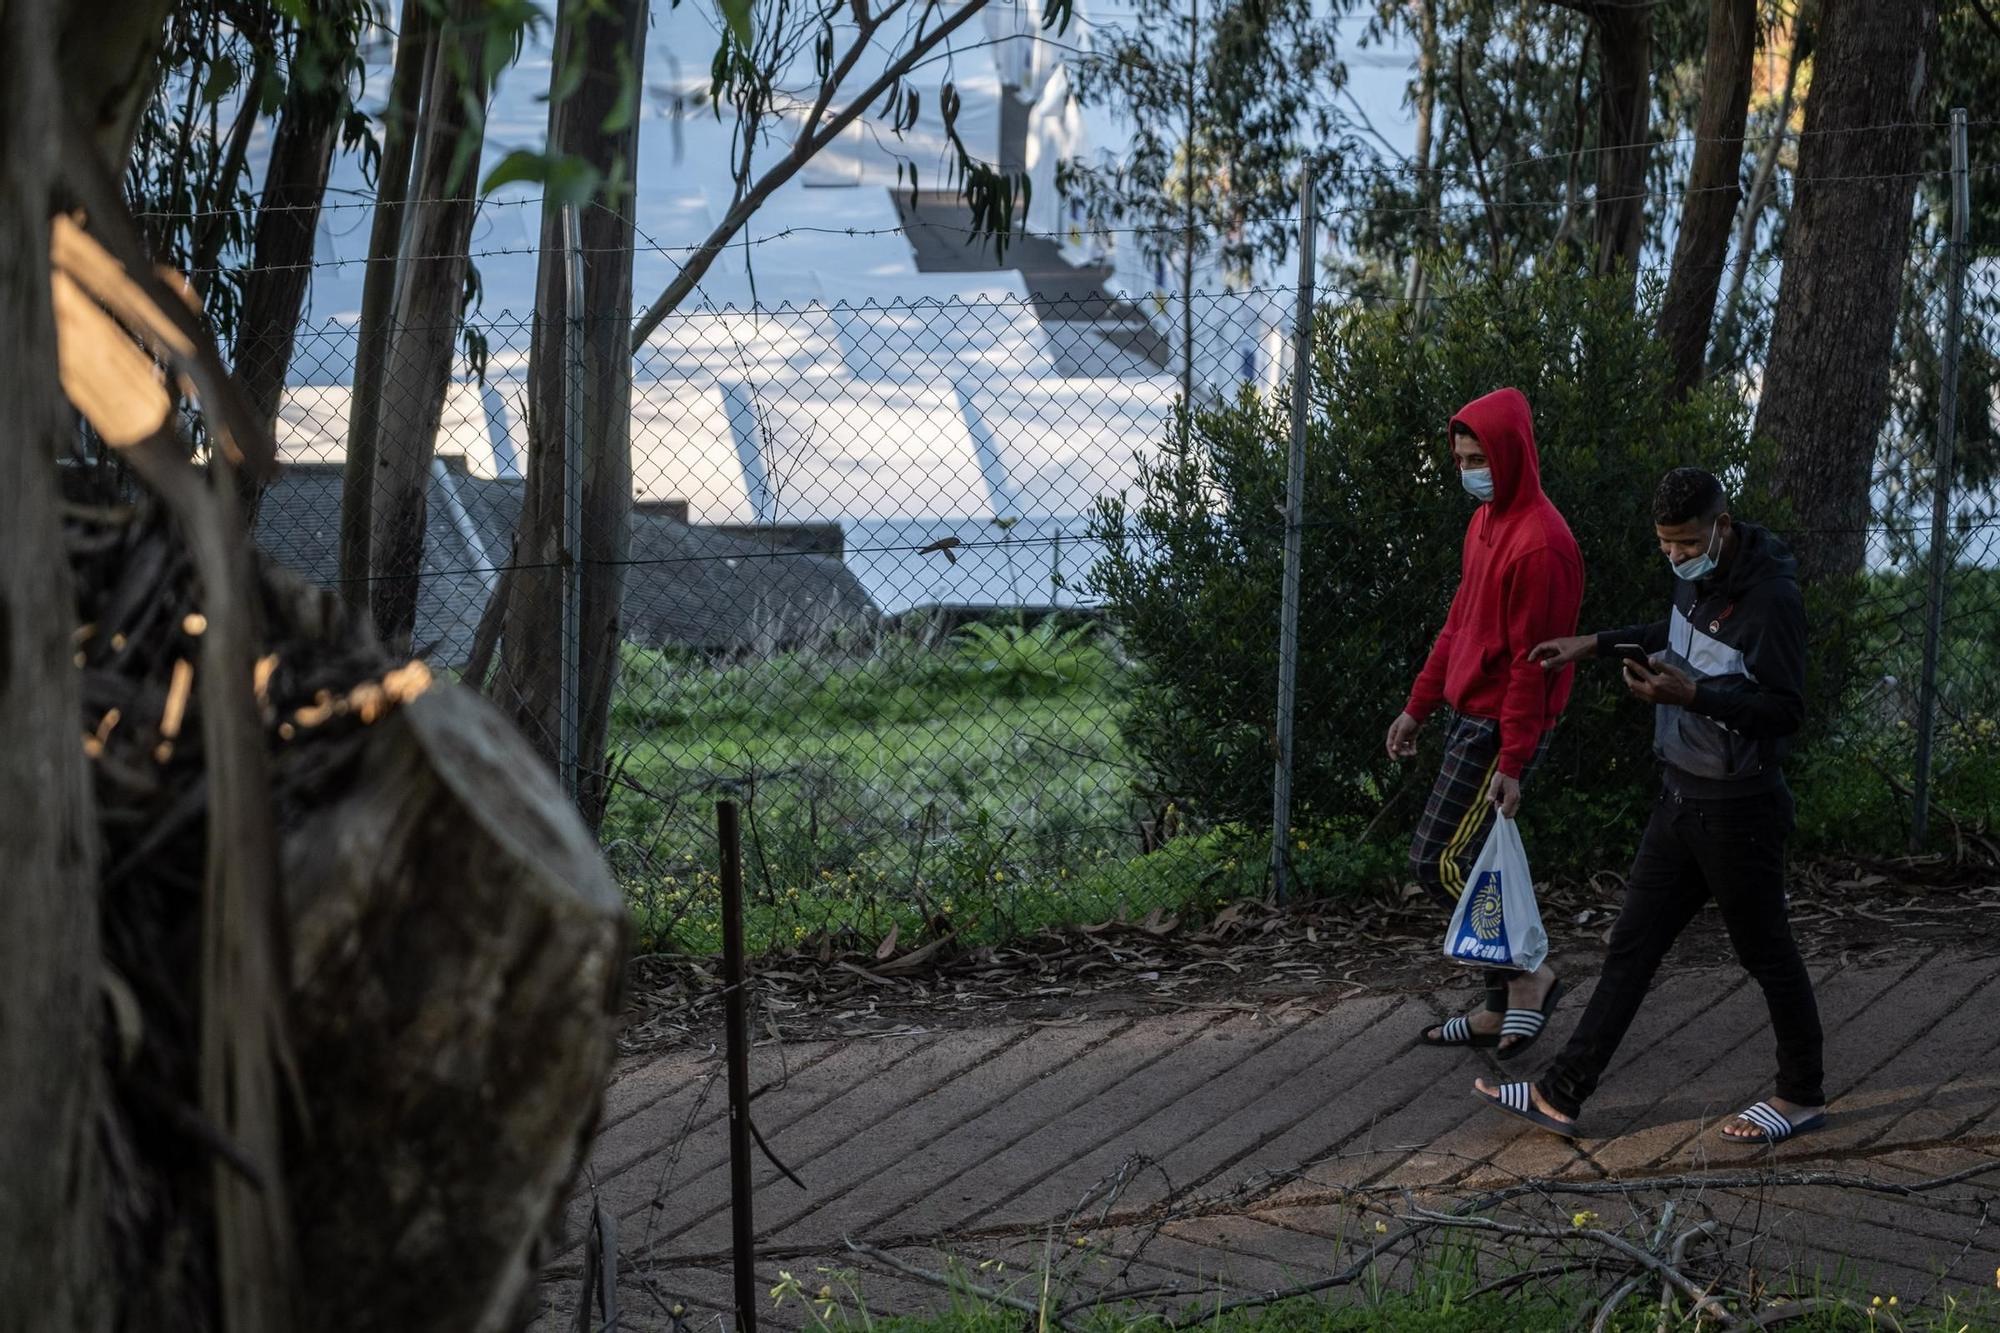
[1460,468,1495,503]
[1670,520,1722,581]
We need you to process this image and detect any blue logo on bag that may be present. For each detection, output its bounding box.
[1451,870,1511,963]
[1467,871,1504,941]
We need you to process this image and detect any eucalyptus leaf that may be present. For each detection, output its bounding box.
[479,149,603,207]
[718,0,753,49]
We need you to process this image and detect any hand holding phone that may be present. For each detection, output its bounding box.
[1620,654,1698,705]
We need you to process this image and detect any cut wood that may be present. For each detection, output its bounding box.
[282,684,626,1333]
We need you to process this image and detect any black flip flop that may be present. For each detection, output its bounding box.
[1474,1080,1580,1139]
[1496,976,1564,1062]
[1418,1014,1499,1049]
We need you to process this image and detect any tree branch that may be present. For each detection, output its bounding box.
[629,0,997,348]
[1400,1207,1728,1320]
[1552,23,1592,254]
[1450,40,1507,273]
[801,0,908,139]
[190,40,275,295]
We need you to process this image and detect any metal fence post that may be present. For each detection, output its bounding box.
[1269,174,1316,903]
[1911,108,1970,850]
[560,204,586,804]
[718,799,758,1333]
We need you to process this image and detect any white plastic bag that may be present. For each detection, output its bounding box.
[1441,816,1548,974]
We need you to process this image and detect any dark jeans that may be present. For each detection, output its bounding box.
[1538,782,1824,1119]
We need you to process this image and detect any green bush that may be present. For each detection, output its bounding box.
[950,618,1107,697]
[1787,564,2000,854]
[1087,268,1767,876]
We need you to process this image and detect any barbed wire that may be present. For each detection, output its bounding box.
[133,110,2000,224]
[257,250,1820,332]
[177,164,1979,281]
[145,150,2000,239]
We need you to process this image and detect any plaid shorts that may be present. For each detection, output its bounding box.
[1409,711,1554,913]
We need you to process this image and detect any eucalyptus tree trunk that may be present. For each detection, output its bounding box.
[0,0,107,1323]
[366,0,491,650]
[1656,0,1756,398]
[1588,0,1651,278]
[340,0,435,611]
[1709,12,1807,375]
[1755,0,1938,582]
[234,62,342,441]
[490,0,647,825]
[1540,0,1653,279]
[1403,0,1438,309]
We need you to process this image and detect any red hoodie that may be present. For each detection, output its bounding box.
[1403,388,1584,778]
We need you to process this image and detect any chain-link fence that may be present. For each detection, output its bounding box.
[1829,117,2000,858]
[233,129,1998,958]
[256,277,1304,952]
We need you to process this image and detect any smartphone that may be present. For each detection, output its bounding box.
[1609,642,1648,668]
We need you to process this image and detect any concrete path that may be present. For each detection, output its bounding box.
[534,948,2000,1329]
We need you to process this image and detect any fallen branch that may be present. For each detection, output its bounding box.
[1592,1273,1650,1333]
[1661,1220,1720,1332]
[1399,1206,1728,1324]
[845,1237,1072,1332]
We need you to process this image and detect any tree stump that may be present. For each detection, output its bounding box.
[282,684,625,1333]
[282,684,620,1328]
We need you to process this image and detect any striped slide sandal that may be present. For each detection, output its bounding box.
[1472,1079,1580,1139]
[1495,976,1564,1062]
[1419,1013,1500,1048]
[1721,1101,1826,1146]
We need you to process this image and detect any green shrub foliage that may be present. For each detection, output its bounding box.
[1088,270,1765,866]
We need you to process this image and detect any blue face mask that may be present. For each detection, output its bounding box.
[1460,467,1495,503]
[1671,521,1722,581]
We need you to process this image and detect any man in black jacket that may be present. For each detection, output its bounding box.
[1470,468,1827,1145]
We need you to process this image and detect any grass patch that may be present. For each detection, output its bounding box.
[604,623,1256,955]
[771,1263,1996,1333]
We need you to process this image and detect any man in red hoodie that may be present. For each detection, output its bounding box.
[1387,388,1584,1058]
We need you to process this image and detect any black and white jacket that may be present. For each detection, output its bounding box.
[1595,522,1808,798]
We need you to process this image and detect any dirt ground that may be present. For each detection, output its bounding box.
[617,847,2000,1053]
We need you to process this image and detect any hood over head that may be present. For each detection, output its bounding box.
[1716,520,1797,596]
[1449,387,1543,513]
